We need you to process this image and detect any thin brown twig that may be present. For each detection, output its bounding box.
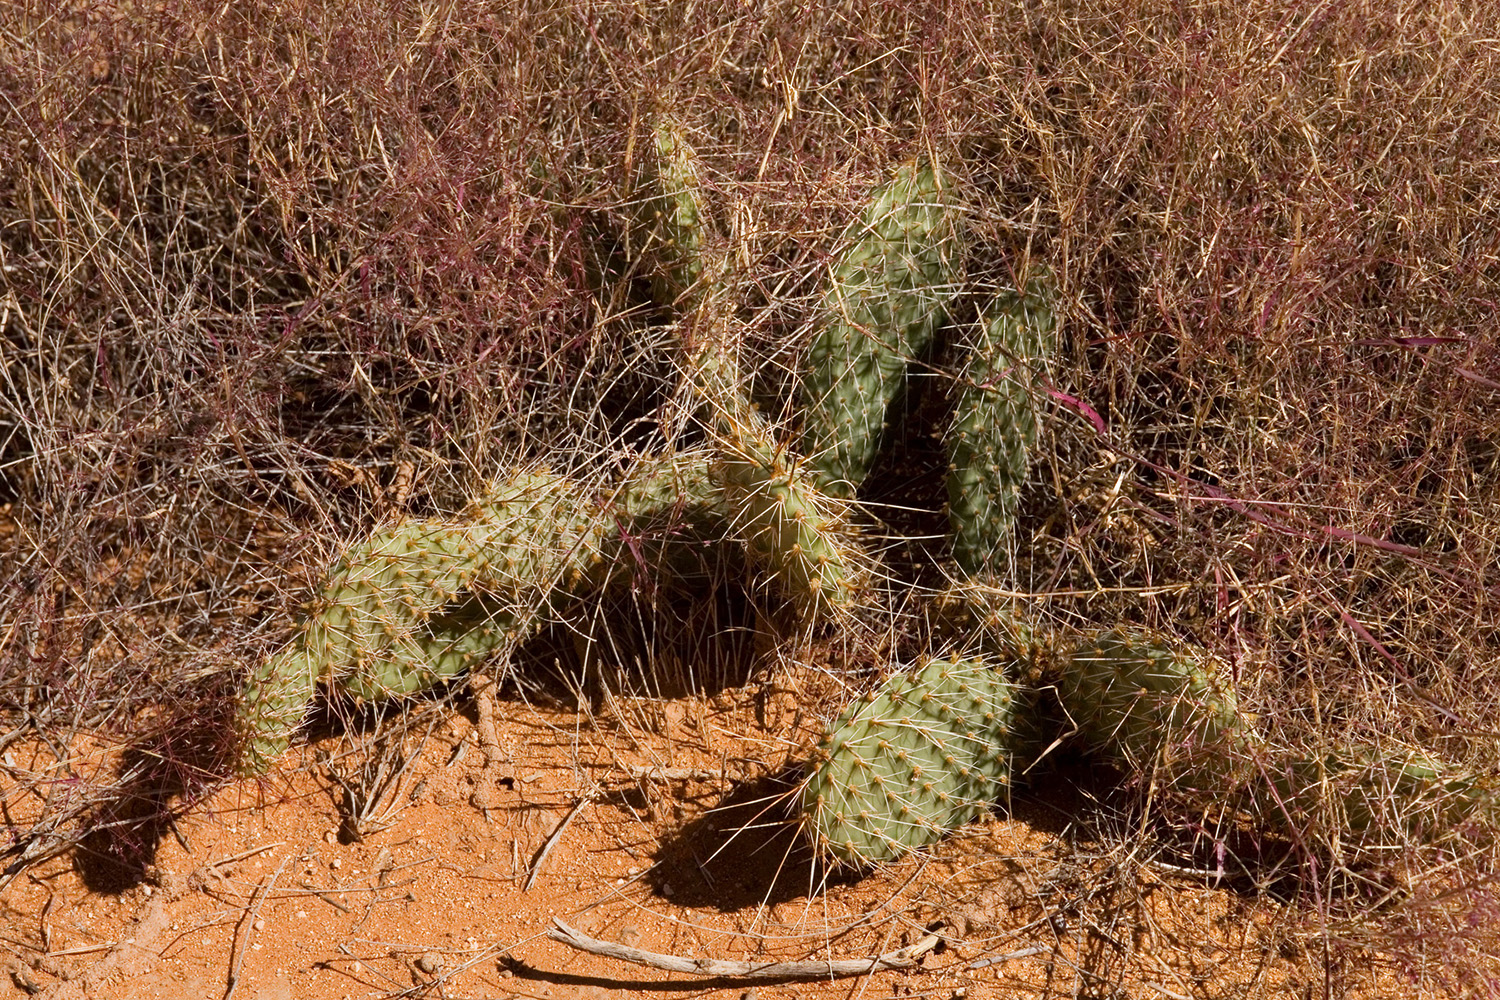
[545,918,940,979]
[524,796,592,892]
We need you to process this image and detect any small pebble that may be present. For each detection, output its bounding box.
[330,858,342,870]
[253,919,265,931]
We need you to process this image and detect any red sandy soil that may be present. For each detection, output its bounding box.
[1,669,1414,1000]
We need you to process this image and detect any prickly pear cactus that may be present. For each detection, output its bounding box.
[800,655,1019,866]
[947,273,1056,577]
[636,117,867,618]
[642,118,713,308]
[236,470,598,772]
[715,423,865,618]
[801,160,961,497]
[1057,628,1252,782]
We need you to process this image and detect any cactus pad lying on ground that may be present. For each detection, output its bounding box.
[800,655,1020,867]
[236,450,859,773]
[1056,628,1252,783]
[236,470,597,772]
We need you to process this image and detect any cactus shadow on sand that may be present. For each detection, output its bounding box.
[73,695,242,894]
[646,765,864,912]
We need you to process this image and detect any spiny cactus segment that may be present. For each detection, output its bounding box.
[641,117,867,618]
[947,273,1056,577]
[1269,746,1495,840]
[1056,628,1252,783]
[802,159,961,497]
[236,470,596,772]
[642,118,713,308]
[800,655,1019,867]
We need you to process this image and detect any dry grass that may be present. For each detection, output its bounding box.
[3,0,1499,993]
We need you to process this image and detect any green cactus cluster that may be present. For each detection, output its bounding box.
[235,449,855,773]
[237,120,1490,873]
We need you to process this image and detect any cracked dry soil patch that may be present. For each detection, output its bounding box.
[1,673,1416,1000]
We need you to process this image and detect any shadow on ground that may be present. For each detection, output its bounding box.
[647,765,864,911]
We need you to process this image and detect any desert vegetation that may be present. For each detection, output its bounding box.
[2,1,1499,997]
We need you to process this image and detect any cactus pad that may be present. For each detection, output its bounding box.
[801,159,960,496]
[1058,628,1251,782]
[800,655,1019,867]
[643,118,711,308]
[947,274,1056,576]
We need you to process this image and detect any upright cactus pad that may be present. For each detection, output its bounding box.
[947,274,1056,576]
[800,655,1019,867]
[717,439,865,619]
[643,118,714,309]
[1058,629,1251,783]
[801,159,961,497]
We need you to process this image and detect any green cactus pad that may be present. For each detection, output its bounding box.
[237,642,321,774]
[1268,746,1495,840]
[642,118,713,309]
[1058,628,1251,783]
[801,159,961,497]
[717,439,864,618]
[800,655,1019,867]
[947,274,1056,576]
[235,470,599,771]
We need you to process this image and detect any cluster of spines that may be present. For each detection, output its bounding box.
[800,655,1018,867]
[947,273,1056,577]
[801,159,961,497]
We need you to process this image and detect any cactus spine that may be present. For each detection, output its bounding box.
[802,160,961,497]
[800,655,1019,867]
[947,274,1056,577]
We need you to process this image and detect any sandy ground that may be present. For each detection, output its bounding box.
[1,661,1422,1000]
